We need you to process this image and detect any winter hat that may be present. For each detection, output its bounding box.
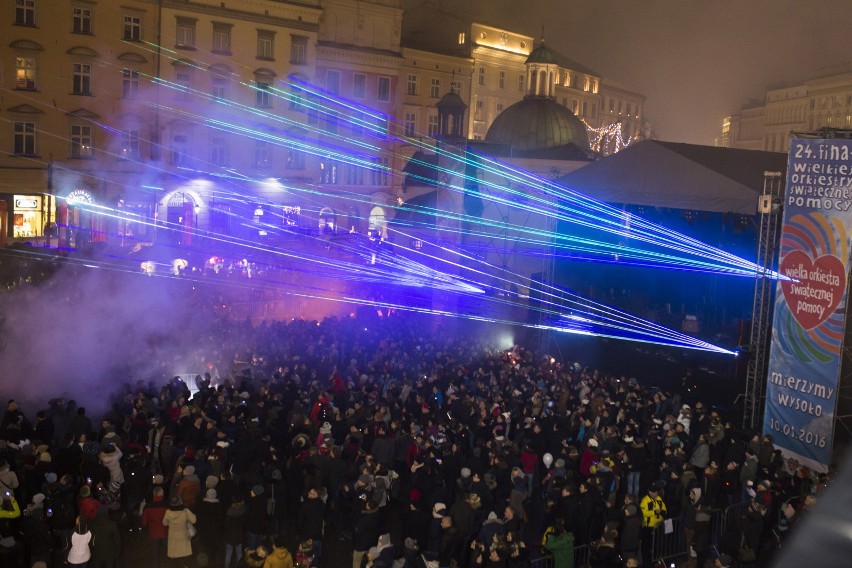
[555,459,566,469]
[206,475,219,489]
[39,452,51,463]
[487,511,498,521]
[377,533,391,548]
[252,484,265,496]
[588,438,599,448]
[182,465,195,476]
[45,473,57,484]
[205,489,218,501]
[432,502,447,518]
[690,487,702,501]
[460,467,471,479]
[79,486,91,498]
[31,493,45,505]
[152,474,165,485]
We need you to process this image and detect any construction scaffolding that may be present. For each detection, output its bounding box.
[743,171,784,430]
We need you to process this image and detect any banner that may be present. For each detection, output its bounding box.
[764,138,852,473]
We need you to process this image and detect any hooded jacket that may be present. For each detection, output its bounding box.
[262,545,294,568]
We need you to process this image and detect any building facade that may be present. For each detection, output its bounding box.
[1,0,646,246]
[720,66,852,151]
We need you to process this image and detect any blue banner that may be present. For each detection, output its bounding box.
[764,138,852,473]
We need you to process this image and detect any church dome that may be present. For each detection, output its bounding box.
[485,96,590,154]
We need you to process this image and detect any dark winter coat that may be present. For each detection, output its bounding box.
[90,514,122,564]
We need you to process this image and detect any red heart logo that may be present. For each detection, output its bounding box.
[779,250,846,330]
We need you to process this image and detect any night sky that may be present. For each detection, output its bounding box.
[414,0,851,145]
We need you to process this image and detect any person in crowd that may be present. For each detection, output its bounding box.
[0,312,827,568]
[67,516,93,567]
[89,510,122,568]
[162,496,196,568]
[142,486,169,568]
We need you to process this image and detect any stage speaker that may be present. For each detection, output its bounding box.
[758,195,773,214]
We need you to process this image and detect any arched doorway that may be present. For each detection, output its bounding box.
[319,206,336,234]
[368,206,386,239]
[165,191,198,246]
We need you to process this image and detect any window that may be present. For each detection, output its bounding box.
[212,23,231,54]
[289,86,304,110]
[171,134,189,165]
[286,149,305,170]
[478,67,485,86]
[608,99,614,113]
[371,157,389,186]
[325,112,339,134]
[353,73,366,99]
[290,35,308,65]
[16,57,36,90]
[175,18,196,48]
[582,101,587,116]
[499,71,505,89]
[346,164,365,185]
[254,140,272,168]
[572,100,578,114]
[212,77,228,100]
[72,63,92,95]
[518,74,524,92]
[458,32,465,45]
[175,66,193,99]
[475,100,483,121]
[626,103,632,116]
[256,82,272,108]
[407,74,418,96]
[404,112,416,136]
[431,77,441,98]
[211,137,228,166]
[73,7,91,34]
[327,70,341,95]
[71,125,92,158]
[377,76,391,102]
[15,0,35,26]
[319,159,339,184]
[257,30,274,60]
[13,122,36,155]
[122,69,139,98]
[427,113,439,137]
[120,129,140,160]
[124,15,142,41]
[496,103,504,113]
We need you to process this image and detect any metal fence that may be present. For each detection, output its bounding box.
[650,502,750,563]
[529,544,590,568]
[530,503,747,567]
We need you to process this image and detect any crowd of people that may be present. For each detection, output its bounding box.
[0,313,832,568]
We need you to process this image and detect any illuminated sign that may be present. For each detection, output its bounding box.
[14,196,40,210]
[67,189,95,205]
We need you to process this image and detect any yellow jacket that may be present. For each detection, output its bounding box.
[640,493,666,528]
[0,498,20,519]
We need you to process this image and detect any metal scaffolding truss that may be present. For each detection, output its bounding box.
[743,171,784,430]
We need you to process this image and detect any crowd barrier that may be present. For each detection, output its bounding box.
[651,501,750,564]
[529,543,589,568]
[531,502,749,568]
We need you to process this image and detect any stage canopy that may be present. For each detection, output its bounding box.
[556,140,788,215]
